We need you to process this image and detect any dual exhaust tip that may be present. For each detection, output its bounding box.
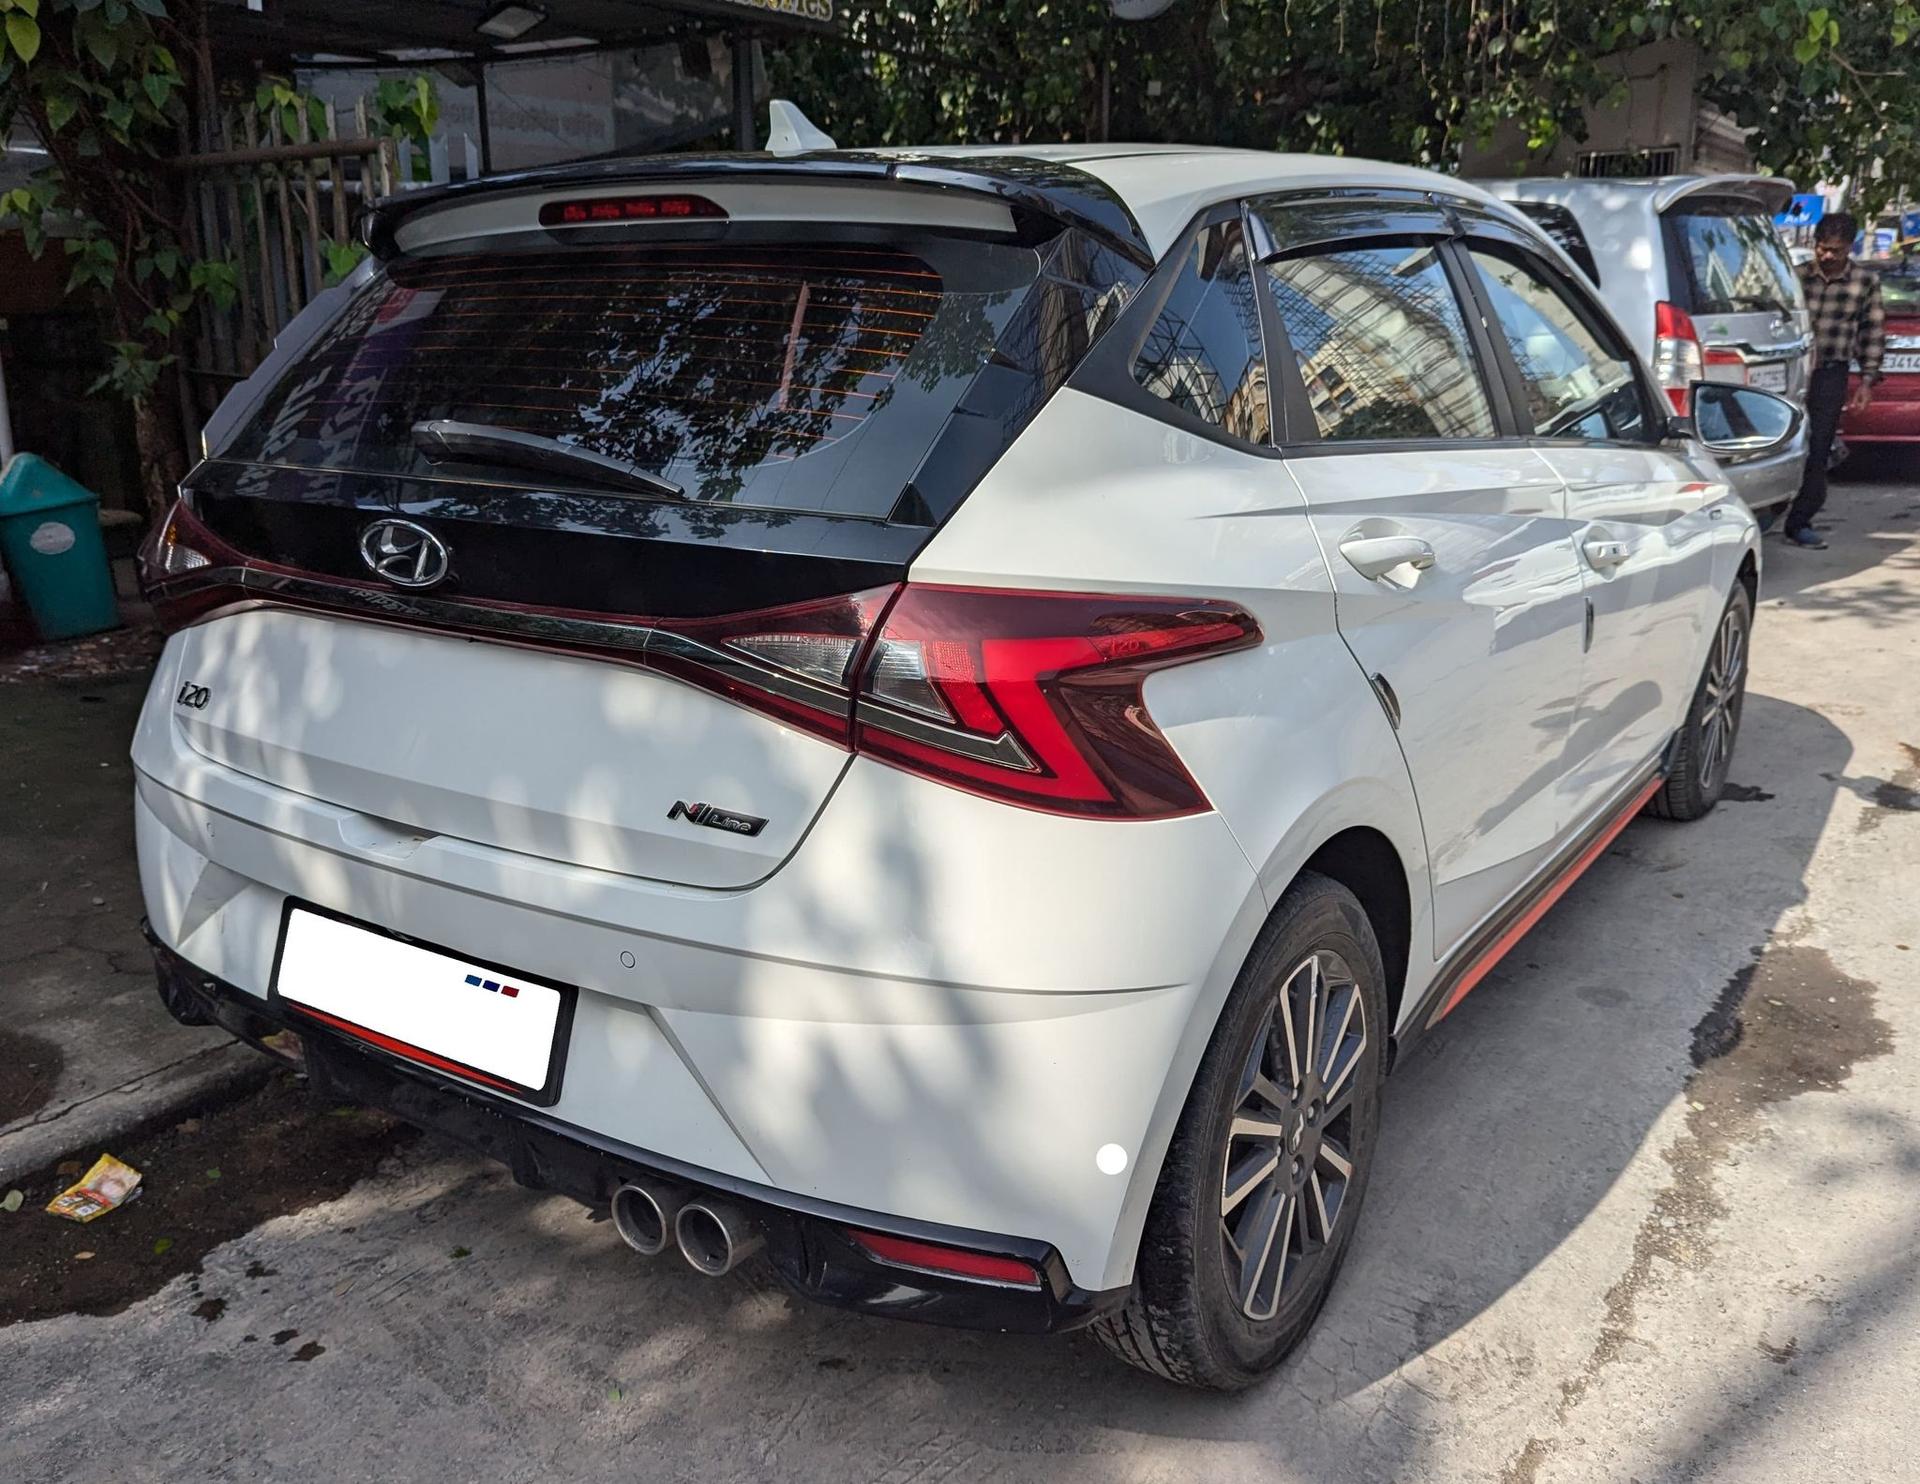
[611,1180,763,1276]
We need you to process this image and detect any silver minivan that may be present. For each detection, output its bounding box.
[1476,175,1810,509]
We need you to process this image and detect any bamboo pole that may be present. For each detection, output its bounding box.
[242,111,277,342]
[325,101,350,246]
[269,111,303,314]
[219,109,263,370]
[295,104,324,299]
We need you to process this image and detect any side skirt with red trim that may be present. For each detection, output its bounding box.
[1403,764,1667,1040]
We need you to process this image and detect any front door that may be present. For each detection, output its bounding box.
[1456,236,1721,821]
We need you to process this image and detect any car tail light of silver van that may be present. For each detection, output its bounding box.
[1653,300,1706,414]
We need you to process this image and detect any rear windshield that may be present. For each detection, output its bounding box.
[1667,200,1801,316]
[223,234,1057,518]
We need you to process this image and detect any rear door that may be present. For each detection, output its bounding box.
[1252,199,1590,954]
[1662,192,1810,401]
[1456,228,1722,817]
[167,184,1144,887]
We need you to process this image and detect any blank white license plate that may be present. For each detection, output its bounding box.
[1747,363,1788,392]
[272,905,572,1103]
[1884,353,1920,374]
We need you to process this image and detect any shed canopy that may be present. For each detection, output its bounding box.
[209,0,836,65]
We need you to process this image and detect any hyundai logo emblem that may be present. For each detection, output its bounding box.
[358,518,451,589]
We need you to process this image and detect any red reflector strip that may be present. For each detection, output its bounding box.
[291,1005,522,1095]
[848,1229,1044,1288]
[538,194,727,227]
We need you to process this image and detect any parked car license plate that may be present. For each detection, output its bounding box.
[1747,362,1788,392]
[271,904,573,1103]
[1883,352,1920,374]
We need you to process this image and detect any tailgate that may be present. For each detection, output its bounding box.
[169,606,848,888]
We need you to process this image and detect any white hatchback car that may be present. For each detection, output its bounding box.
[136,145,1796,1388]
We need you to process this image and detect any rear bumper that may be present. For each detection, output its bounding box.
[148,928,1124,1334]
[1842,376,1920,442]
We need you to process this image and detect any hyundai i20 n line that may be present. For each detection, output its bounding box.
[135,145,1794,1389]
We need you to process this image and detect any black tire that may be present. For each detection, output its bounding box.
[1650,582,1752,822]
[1092,871,1389,1389]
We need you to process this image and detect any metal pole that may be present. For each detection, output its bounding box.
[732,32,755,150]
[475,62,493,176]
[0,339,14,466]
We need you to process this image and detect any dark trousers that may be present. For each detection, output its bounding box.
[1785,363,1851,534]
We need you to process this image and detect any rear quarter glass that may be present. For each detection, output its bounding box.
[216,225,1142,523]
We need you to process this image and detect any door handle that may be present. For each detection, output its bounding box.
[1583,539,1632,570]
[1339,535,1436,581]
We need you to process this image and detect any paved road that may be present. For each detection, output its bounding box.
[6,479,1920,1483]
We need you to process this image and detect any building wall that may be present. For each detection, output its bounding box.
[1458,39,1754,178]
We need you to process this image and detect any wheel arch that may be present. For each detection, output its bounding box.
[1299,826,1412,1039]
[1101,799,1430,1290]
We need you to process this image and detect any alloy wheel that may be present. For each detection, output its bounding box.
[1219,949,1368,1322]
[1698,604,1747,789]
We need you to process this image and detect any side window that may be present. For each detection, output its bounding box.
[1131,219,1271,445]
[1467,246,1651,443]
[1264,241,1497,442]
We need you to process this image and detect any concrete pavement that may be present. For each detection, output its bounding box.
[0,673,262,1188]
[3,477,1918,1482]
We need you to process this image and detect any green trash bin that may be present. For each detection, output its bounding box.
[0,453,121,641]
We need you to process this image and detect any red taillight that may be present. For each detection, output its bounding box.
[537,194,726,227]
[140,500,248,632]
[1653,300,1705,414]
[848,1229,1044,1288]
[852,585,1259,820]
[647,587,897,747]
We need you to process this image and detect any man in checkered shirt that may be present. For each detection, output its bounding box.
[1783,211,1885,548]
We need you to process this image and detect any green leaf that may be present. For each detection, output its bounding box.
[449,1245,471,1259]
[5,12,40,62]
[1,1189,22,1213]
[44,89,76,131]
[14,0,39,18]
[153,245,179,278]
[205,1167,222,1181]
[1793,35,1820,61]
[153,1236,174,1255]
[78,14,117,70]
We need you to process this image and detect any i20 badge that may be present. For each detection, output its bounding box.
[175,681,210,709]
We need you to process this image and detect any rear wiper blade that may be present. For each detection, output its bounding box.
[411,419,685,500]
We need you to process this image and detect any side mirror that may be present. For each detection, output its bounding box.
[1689,382,1803,464]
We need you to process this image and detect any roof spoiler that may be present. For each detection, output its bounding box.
[1652,175,1796,216]
[361,154,1155,268]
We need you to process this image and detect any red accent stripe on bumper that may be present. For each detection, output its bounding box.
[290,1005,522,1095]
